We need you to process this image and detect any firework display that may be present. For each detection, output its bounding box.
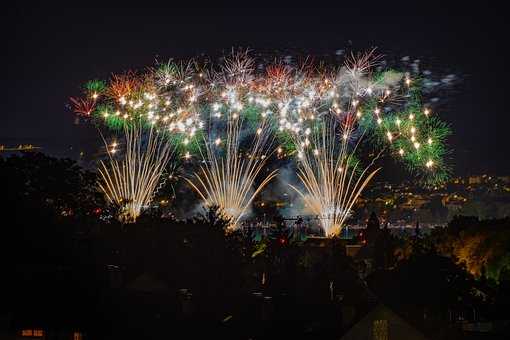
[71,49,452,234]
[186,116,277,228]
[97,124,174,223]
[289,119,380,236]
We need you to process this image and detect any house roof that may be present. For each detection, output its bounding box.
[340,303,429,340]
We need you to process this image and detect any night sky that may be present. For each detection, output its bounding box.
[3,4,509,177]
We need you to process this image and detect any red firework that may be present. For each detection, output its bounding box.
[70,97,96,116]
[266,63,292,85]
[108,72,139,99]
[341,111,357,132]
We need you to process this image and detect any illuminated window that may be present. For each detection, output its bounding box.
[372,320,388,340]
[21,329,44,337]
[73,332,83,340]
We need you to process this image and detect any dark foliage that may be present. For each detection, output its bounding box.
[1,153,508,339]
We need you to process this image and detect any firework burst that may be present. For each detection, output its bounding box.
[291,118,380,236]
[98,123,174,223]
[186,116,277,229]
[70,97,96,116]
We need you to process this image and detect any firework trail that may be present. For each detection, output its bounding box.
[276,51,382,236]
[291,118,380,236]
[184,51,277,228]
[98,123,174,223]
[187,115,277,229]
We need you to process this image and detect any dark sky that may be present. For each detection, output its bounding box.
[3,4,509,176]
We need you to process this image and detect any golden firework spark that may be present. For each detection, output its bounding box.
[290,119,380,237]
[187,116,277,229]
[98,123,174,223]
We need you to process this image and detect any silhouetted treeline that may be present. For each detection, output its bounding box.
[1,152,509,339]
